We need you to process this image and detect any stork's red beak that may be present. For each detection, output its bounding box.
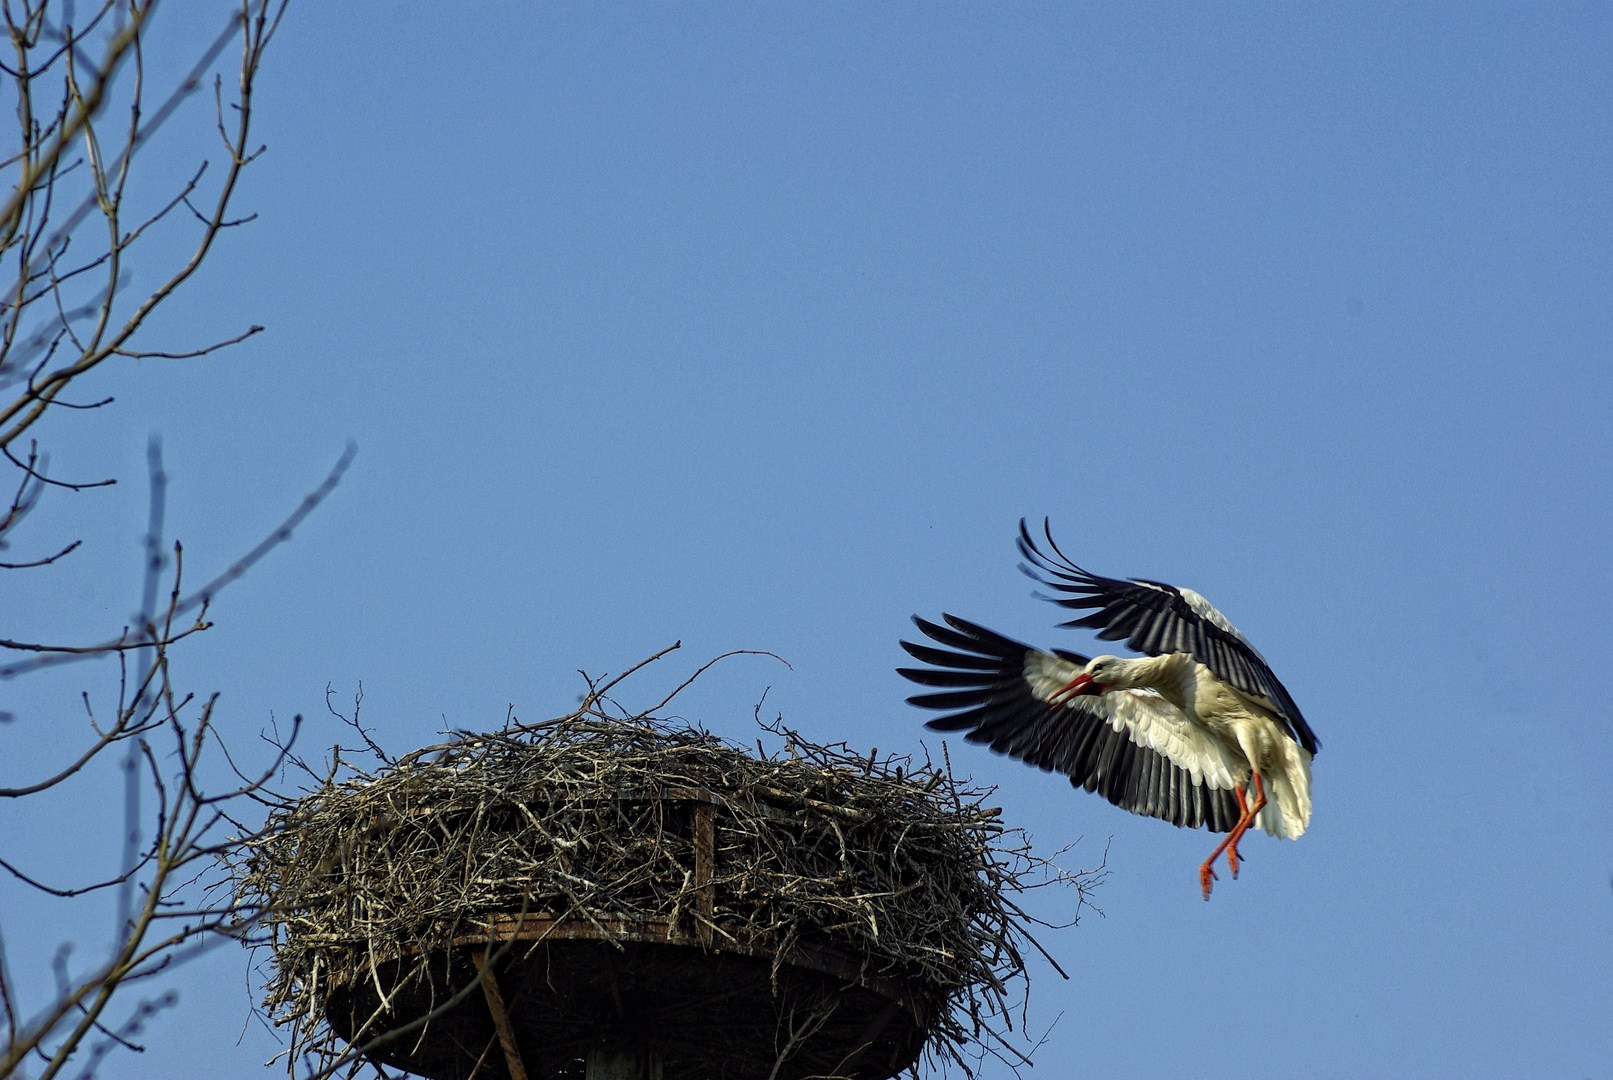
[1073,673,1107,695]
[1055,672,1106,702]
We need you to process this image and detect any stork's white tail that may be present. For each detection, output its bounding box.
[1255,740,1313,840]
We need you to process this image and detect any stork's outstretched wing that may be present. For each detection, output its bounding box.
[1016,519,1320,756]
[899,614,1251,833]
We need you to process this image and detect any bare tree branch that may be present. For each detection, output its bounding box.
[0,7,332,1079]
[0,1,285,449]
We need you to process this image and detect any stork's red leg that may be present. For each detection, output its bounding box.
[1200,783,1245,902]
[1193,773,1264,902]
[1225,771,1268,880]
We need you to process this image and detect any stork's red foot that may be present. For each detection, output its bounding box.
[1199,861,1218,900]
[1226,830,1248,879]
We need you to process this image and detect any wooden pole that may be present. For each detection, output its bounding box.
[473,952,529,1080]
[693,799,715,947]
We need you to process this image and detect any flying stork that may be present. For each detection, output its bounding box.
[899,520,1319,899]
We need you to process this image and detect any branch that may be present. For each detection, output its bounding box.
[0,5,266,449]
[115,322,262,359]
[0,440,355,680]
[0,537,79,568]
[1,440,116,489]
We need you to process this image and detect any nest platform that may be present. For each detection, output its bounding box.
[238,705,1076,1079]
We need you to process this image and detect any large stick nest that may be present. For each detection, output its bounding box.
[234,659,1095,1079]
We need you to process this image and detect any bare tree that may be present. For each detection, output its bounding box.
[0,3,348,1077]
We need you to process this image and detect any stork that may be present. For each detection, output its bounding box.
[899,519,1318,899]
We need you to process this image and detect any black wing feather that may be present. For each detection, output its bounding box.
[1017,519,1320,756]
[897,614,1242,833]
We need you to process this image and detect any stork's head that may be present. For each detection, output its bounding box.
[1062,654,1127,697]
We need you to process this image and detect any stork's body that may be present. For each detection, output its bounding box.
[900,520,1319,899]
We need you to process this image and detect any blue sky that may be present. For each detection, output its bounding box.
[3,4,1610,1078]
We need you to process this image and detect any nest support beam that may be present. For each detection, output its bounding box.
[474,953,530,1080]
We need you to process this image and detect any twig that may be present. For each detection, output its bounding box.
[0,441,355,679]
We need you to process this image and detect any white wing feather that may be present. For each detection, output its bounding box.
[1023,652,1246,793]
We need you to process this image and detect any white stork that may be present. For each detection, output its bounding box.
[899,519,1319,899]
